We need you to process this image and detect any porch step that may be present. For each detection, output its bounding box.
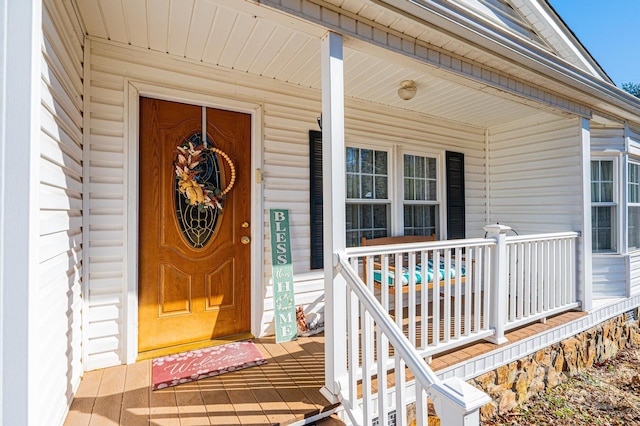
[312,414,347,425]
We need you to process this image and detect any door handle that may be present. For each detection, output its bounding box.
[241,236,251,245]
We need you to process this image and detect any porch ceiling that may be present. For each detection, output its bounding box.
[73,0,552,128]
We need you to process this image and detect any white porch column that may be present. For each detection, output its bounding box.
[0,0,41,424]
[320,31,348,403]
[579,118,593,310]
[483,224,510,344]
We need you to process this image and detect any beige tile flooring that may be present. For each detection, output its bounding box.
[64,311,586,425]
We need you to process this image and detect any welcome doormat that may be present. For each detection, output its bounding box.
[152,341,267,390]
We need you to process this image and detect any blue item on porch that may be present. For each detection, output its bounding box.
[373,260,466,286]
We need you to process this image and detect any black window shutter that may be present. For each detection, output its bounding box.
[309,130,324,269]
[446,151,466,239]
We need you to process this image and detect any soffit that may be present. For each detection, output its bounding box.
[73,0,553,128]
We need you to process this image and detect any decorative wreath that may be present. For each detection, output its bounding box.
[174,141,236,211]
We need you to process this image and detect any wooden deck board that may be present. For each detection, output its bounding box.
[64,369,103,426]
[89,364,127,425]
[66,311,586,425]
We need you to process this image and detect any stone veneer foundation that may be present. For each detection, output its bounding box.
[406,310,640,426]
[469,310,640,420]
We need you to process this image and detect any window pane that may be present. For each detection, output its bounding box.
[375,151,387,175]
[601,182,613,203]
[405,155,415,177]
[373,205,387,228]
[345,203,389,247]
[404,205,437,237]
[600,160,613,181]
[347,174,359,198]
[347,146,388,200]
[427,158,437,179]
[415,180,425,201]
[591,161,599,181]
[361,149,373,174]
[346,147,358,173]
[375,176,388,199]
[428,181,437,201]
[362,175,373,199]
[629,206,640,250]
[415,156,425,178]
[591,182,598,202]
[361,204,372,229]
[592,206,615,252]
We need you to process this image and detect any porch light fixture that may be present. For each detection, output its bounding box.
[397,80,417,100]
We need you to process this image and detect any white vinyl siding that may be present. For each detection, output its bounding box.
[487,114,583,233]
[592,255,626,299]
[86,38,488,365]
[39,1,84,424]
[630,251,640,296]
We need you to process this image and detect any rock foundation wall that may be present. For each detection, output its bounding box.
[471,311,640,419]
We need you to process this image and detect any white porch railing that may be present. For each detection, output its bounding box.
[336,256,491,426]
[331,229,581,425]
[346,238,497,359]
[504,232,581,330]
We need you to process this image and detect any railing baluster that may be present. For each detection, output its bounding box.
[395,253,403,334]
[453,247,462,339]
[420,250,427,350]
[346,282,358,410]
[524,241,531,318]
[517,242,524,320]
[431,249,440,347]
[473,247,482,332]
[408,249,417,346]
[508,244,516,321]
[361,296,374,424]
[395,353,407,426]
[442,249,451,343]
[464,247,472,336]
[376,324,388,426]
[415,382,428,426]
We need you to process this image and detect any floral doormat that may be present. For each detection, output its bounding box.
[152,341,267,390]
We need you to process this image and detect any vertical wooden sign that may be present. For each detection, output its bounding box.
[269,209,297,343]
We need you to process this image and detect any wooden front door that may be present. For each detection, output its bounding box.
[138,97,251,354]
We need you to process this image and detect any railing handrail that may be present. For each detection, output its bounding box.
[346,237,495,257]
[337,255,442,387]
[505,231,579,244]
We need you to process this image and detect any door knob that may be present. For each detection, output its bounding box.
[241,236,251,245]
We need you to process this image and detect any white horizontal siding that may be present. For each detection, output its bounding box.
[87,38,488,365]
[591,126,625,152]
[487,114,583,233]
[629,252,640,295]
[593,255,627,298]
[38,1,84,425]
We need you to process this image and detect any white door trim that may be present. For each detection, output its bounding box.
[124,80,264,363]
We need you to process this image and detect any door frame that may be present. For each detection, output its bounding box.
[124,80,264,363]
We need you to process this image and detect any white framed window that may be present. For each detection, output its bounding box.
[402,153,440,237]
[345,146,391,247]
[628,161,640,251]
[591,159,616,252]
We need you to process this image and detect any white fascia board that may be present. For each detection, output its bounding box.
[520,0,611,83]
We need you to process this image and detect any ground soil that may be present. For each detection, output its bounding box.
[482,344,640,425]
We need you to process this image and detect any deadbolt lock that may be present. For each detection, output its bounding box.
[241,236,251,245]
[241,222,250,228]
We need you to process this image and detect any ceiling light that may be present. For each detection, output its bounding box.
[398,80,417,100]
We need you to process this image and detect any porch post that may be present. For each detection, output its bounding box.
[579,118,593,311]
[320,31,347,403]
[484,224,510,344]
[0,0,41,424]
